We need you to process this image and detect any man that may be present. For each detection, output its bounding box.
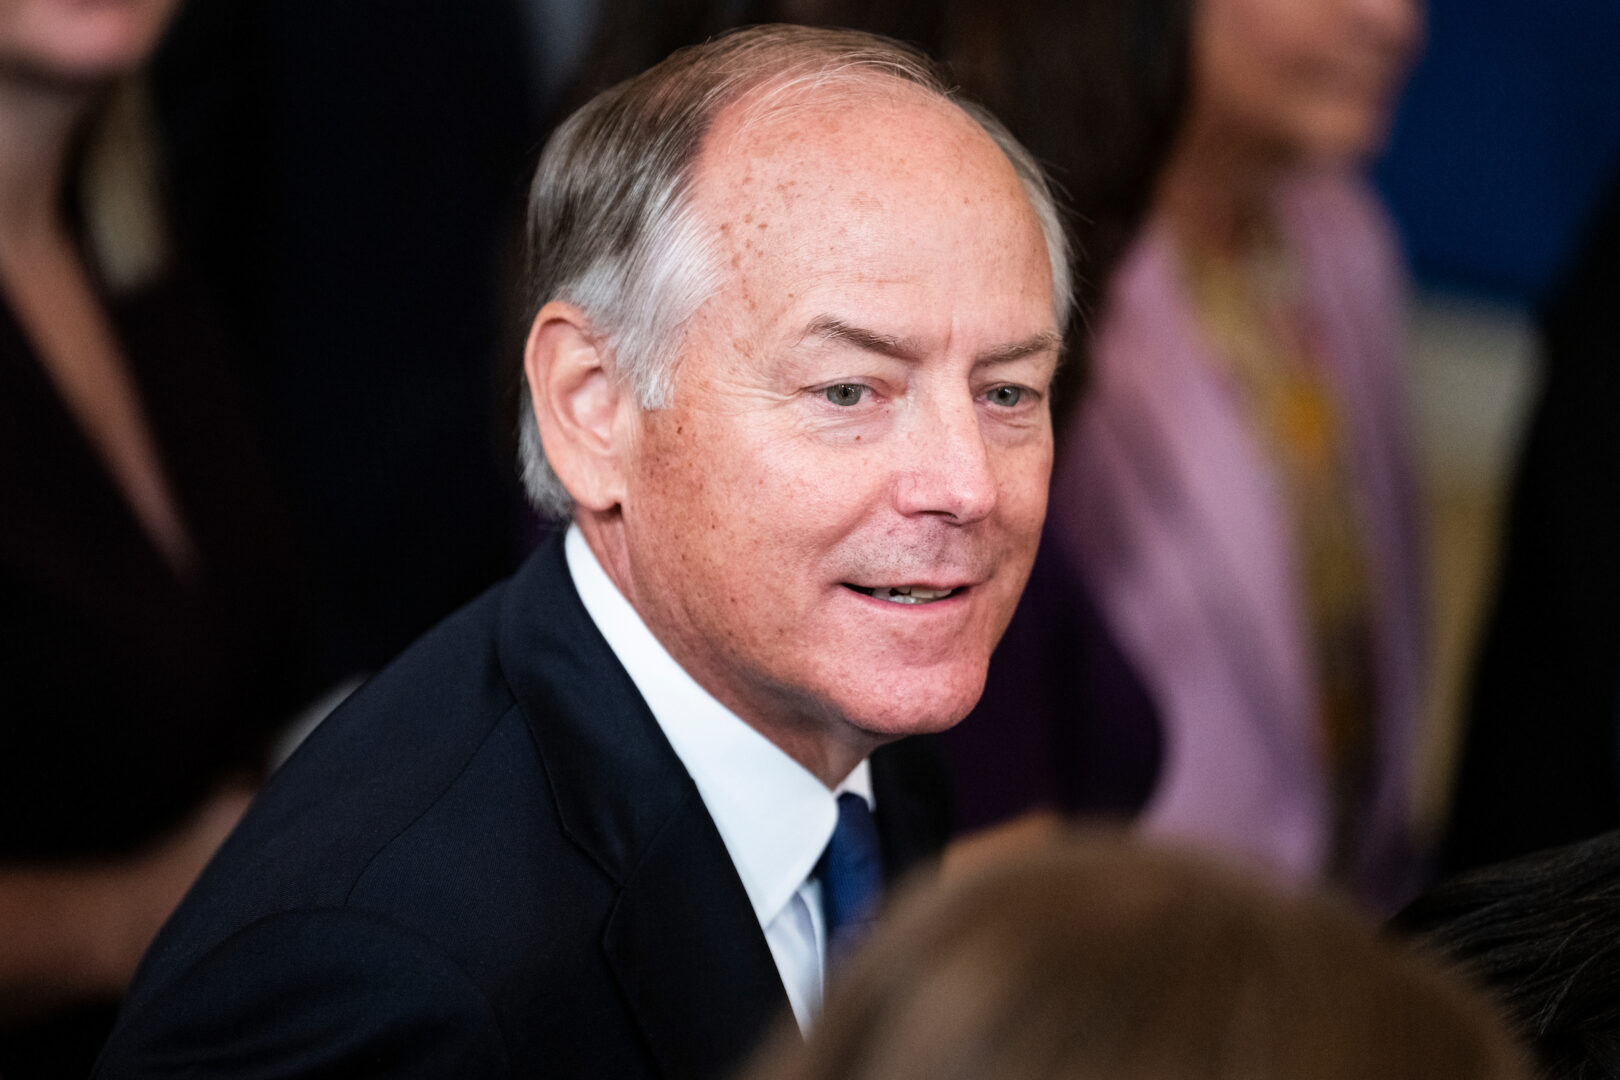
[95,25,1069,1079]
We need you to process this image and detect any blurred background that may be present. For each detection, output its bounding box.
[1373,0,1620,837]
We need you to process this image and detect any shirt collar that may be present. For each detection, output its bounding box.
[564,524,873,927]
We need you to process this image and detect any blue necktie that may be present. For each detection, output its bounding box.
[818,792,883,961]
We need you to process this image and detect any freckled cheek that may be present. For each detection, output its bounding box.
[633,439,733,585]
[754,430,883,507]
[992,435,1053,506]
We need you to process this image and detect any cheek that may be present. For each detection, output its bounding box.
[998,438,1053,527]
[634,416,834,586]
[749,430,889,541]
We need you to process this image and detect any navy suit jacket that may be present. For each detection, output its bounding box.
[94,534,948,1079]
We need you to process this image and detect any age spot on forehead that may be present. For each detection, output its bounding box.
[850,190,885,213]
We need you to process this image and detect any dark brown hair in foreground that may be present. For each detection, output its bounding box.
[1397,827,1620,1079]
[746,834,1533,1080]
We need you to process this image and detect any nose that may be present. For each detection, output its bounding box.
[891,393,998,525]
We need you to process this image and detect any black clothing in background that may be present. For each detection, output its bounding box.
[0,274,316,862]
[1441,171,1620,874]
[150,0,547,681]
[0,271,318,1080]
[936,531,1163,832]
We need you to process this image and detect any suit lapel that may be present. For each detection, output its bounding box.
[495,536,792,1078]
[601,797,792,1080]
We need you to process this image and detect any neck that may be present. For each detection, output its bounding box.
[575,512,878,789]
[740,709,878,791]
[0,69,97,249]
[1156,115,1282,260]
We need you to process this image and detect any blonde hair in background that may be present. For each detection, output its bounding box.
[78,76,168,294]
[744,832,1534,1080]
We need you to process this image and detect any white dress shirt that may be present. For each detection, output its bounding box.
[564,525,872,1032]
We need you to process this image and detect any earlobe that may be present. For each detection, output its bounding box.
[524,302,631,512]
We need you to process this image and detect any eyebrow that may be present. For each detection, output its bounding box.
[804,315,1062,367]
[977,330,1064,366]
[805,316,919,361]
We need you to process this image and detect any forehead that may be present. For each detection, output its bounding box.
[684,82,1053,348]
[705,77,1000,186]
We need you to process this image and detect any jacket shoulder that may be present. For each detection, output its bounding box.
[96,908,514,1079]
[119,578,535,1014]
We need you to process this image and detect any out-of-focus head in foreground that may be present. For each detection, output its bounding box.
[748,833,1534,1080]
[1397,828,1620,1080]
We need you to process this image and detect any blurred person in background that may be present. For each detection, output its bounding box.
[151,0,549,682]
[742,832,1533,1080]
[1021,0,1429,910]
[0,0,320,1075]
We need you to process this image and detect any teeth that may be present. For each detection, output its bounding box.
[904,586,954,601]
[870,585,955,604]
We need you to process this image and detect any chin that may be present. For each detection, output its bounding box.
[837,668,988,741]
[1295,107,1397,166]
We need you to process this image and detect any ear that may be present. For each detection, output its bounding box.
[524,302,634,513]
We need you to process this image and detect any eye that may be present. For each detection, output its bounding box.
[824,383,866,407]
[986,385,1024,408]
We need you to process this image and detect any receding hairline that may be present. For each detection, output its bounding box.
[677,74,1063,324]
[662,24,954,118]
[720,59,963,141]
[694,66,1025,192]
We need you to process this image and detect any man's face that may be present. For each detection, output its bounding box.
[615,87,1058,773]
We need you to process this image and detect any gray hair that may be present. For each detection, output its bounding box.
[517,24,1072,519]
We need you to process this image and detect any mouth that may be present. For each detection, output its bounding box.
[843,584,962,605]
